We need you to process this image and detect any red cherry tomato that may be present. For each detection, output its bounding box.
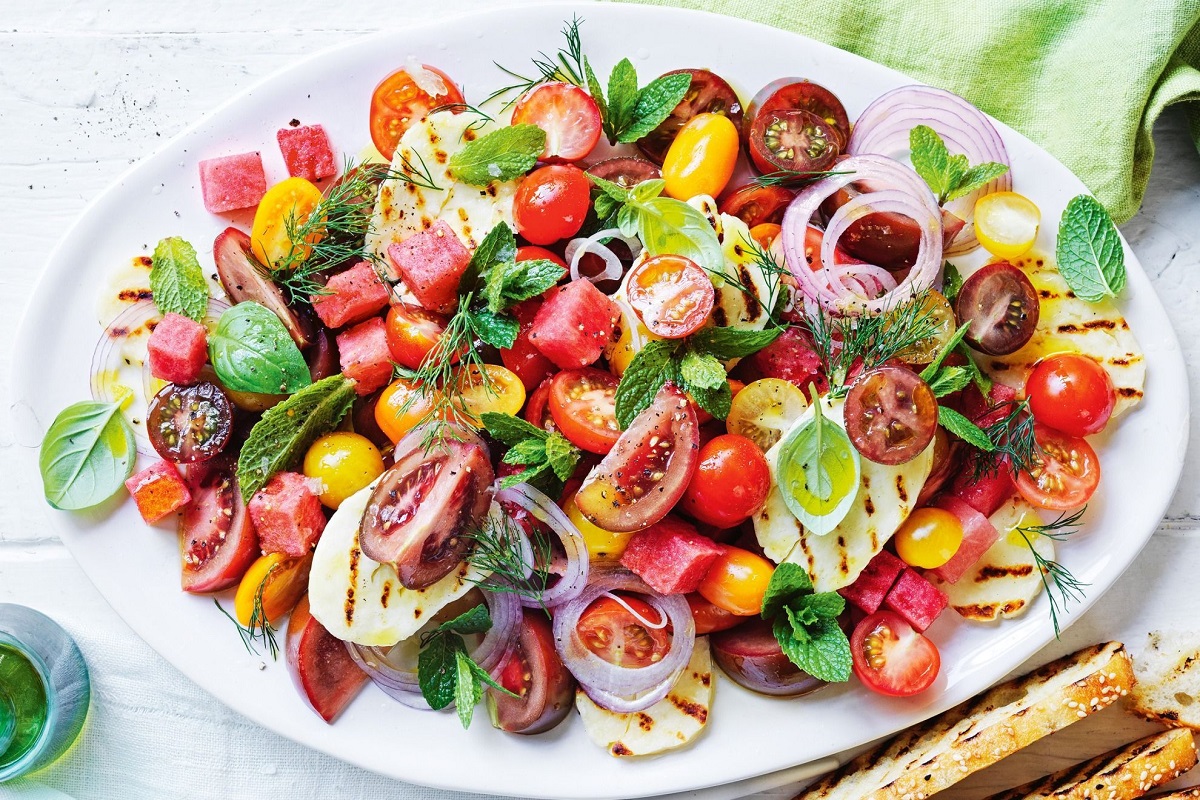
[524,377,557,432]
[512,82,602,163]
[490,609,575,734]
[385,303,451,370]
[626,254,715,339]
[748,109,840,175]
[548,368,621,454]
[686,593,745,635]
[744,78,850,149]
[514,165,591,246]
[718,183,796,227]
[1025,354,1115,437]
[499,298,557,392]
[369,65,463,161]
[515,246,568,269]
[1015,424,1101,510]
[576,595,672,668]
[850,610,940,697]
[680,434,771,528]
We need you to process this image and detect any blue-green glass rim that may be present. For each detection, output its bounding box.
[0,632,56,782]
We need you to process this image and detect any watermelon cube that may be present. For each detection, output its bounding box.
[838,550,906,614]
[930,496,1003,584]
[385,221,471,314]
[248,472,327,557]
[276,124,336,182]
[620,517,723,595]
[527,280,619,369]
[336,317,393,395]
[884,568,949,632]
[198,152,267,213]
[949,467,1016,518]
[962,382,1019,427]
[148,313,209,385]
[312,261,391,328]
[125,459,192,524]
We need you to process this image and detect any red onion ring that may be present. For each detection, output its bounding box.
[496,483,588,609]
[566,228,642,284]
[781,155,942,315]
[552,567,695,713]
[846,85,1012,255]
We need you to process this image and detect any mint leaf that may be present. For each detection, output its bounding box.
[614,339,677,428]
[545,431,581,481]
[438,603,493,637]
[417,633,459,710]
[500,464,551,490]
[454,648,482,728]
[39,401,136,511]
[468,307,519,350]
[941,262,964,304]
[786,602,820,629]
[788,616,852,683]
[464,223,517,290]
[448,124,546,186]
[910,125,954,202]
[583,57,609,130]
[209,302,312,394]
[761,562,814,619]
[679,350,725,390]
[618,71,692,144]
[919,321,969,385]
[946,162,1009,202]
[691,326,781,360]
[588,173,633,206]
[150,236,209,321]
[799,591,845,620]
[926,366,972,398]
[503,438,548,466]
[485,258,564,313]
[938,405,995,451]
[481,412,579,492]
[481,412,548,446]
[688,380,732,421]
[605,58,640,143]
[1056,194,1126,302]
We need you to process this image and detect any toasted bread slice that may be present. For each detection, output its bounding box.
[984,728,1197,799]
[794,642,1134,800]
[1131,631,1200,729]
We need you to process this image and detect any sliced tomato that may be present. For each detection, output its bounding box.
[586,157,662,188]
[548,368,621,454]
[147,382,234,464]
[748,109,840,175]
[744,78,850,150]
[576,595,672,669]
[1015,424,1101,510]
[489,610,576,734]
[956,262,1040,356]
[524,376,557,432]
[712,617,825,696]
[369,64,463,161]
[575,383,700,532]
[718,183,796,227]
[179,459,259,593]
[500,298,557,392]
[820,184,924,271]
[385,303,451,370]
[638,69,744,164]
[512,82,602,163]
[213,226,307,348]
[843,366,937,465]
[686,593,745,635]
[286,595,369,723]
[626,254,715,339]
[305,327,340,383]
[850,610,940,697]
[1025,353,1115,437]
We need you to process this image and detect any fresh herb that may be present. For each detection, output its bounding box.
[150,236,209,321]
[236,374,357,502]
[586,57,691,145]
[448,124,547,187]
[909,125,1009,206]
[463,512,553,604]
[711,234,792,327]
[209,302,312,394]
[937,406,995,451]
[753,168,853,188]
[485,15,589,106]
[1055,194,1127,302]
[760,563,851,682]
[39,401,137,511]
[941,262,964,304]
[1014,508,1089,636]
[590,174,724,272]
[919,322,973,399]
[614,327,780,427]
[973,398,1039,479]
[480,411,581,495]
[213,564,280,660]
[774,389,861,535]
[417,605,516,728]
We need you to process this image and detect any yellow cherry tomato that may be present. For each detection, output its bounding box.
[726,378,809,452]
[234,552,313,626]
[749,222,783,249]
[696,546,775,616]
[455,364,526,424]
[376,377,436,444]
[974,191,1041,260]
[251,177,324,268]
[303,431,385,509]
[894,507,964,569]
[564,493,632,561]
[662,113,740,201]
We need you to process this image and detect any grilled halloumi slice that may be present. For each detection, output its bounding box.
[307,479,489,647]
[971,253,1145,418]
[753,396,934,592]
[929,497,1053,622]
[576,638,713,757]
[688,195,774,333]
[365,111,519,258]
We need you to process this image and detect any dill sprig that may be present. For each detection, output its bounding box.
[484,15,587,106]
[754,168,853,188]
[970,398,1039,479]
[464,512,552,605]
[1014,509,1089,636]
[213,565,280,660]
[716,233,792,327]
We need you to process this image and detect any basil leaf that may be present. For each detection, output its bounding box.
[236,374,356,502]
[691,325,781,360]
[760,562,814,619]
[919,322,970,383]
[481,412,548,446]
[1056,194,1126,302]
[635,196,724,272]
[210,302,311,394]
[937,405,995,451]
[39,401,136,510]
[448,124,546,187]
[614,339,677,428]
[150,236,209,322]
[417,633,459,710]
[629,179,666,204]
[468,307,520,350]
[618,71,692,144]
[776,398,860,535]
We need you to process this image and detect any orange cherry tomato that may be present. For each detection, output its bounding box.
[548,368,621,455]
[375,377,436,444]
[234,552,312,626]
[697,546,775,616]
[749,223,783,249]
[626,254,715,339]
[250,177,323,268]
[369,65,463,161]
[680,434,771,528]
[686,593,745,635]
[662,112,740,200]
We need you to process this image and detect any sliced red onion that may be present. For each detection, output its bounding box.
[847,85,1012,255]
[566,228,642,284]
[781,155,942,315]
[496,483,588,609]
[553,567,695,712]
[612,297,647,354]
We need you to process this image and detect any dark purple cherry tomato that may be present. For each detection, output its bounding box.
[712,618,828,697]
[956,261,1040,355]
[744,78,850,150]
[586,157,662,188]
[638,69,744,164]
[844,366,937,465]
[147,382,234,464]
[748,109,840,175]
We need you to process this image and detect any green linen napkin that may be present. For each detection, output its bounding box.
[611,0,1200,223]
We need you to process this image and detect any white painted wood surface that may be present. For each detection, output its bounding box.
[1,1,1198,797]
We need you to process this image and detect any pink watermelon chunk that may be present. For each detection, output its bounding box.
[949,467,1016,518]
[838,550,906,614]
[312,261,390,329]
[336,316,392,395]
[930,495,1002,584]
[248,472,327,557]
[527,279,619,369]
[276,124,336,182]
[198,152,267,213]
[125,460,192,524]
[619,516,723,595]
[385,221,471,314]
[884,568,949,632]
[148,313,208,385]
[738,325,828,395]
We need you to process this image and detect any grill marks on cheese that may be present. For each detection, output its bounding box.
[688,195,773,333]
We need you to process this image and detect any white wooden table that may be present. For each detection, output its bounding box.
[2,2,1198,798]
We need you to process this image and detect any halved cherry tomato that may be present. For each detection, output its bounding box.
[576,595,672,669]
[749,223,783,249]
[680,434,771,528]
[251,177,324,268]
[512,82,602,163]
[375,377,435,444]
[179,459,259,593]
[1015,424,1101,510]
[956,261,1040,356]
[893,507,963,570]
[748,109,839,175]
[719,183,796,227]
[524,377,557,432]
[725,377,809,452]
[235,552,313,626]
[564,492,632,561]
[686,593,745,635]
[586,157,662,188]
[843,366,937,465]
[302,431,385,509]
[638,69,744,164]
[893,291,956,365]
[385,303,451,370]
[851,610,940,697]
[514,164,591,246]
[697,546,774,616]
[1025,354,1115,437]
[626,254,715,339]
[662,112,740,200]
[974,191,1040,260]
[369,64,463,160]
[456,364,526,423]
[147,382,233,464]
[500,298,557,392]
[489,610,575,734]
[286,595,368,723]
[744,78,850,150]
[549,368,621,454]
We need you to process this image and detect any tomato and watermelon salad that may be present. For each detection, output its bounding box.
[39,19,1140,752]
